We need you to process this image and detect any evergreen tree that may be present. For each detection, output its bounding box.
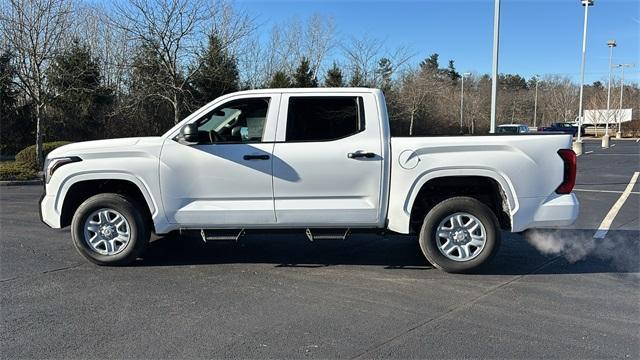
[447,60,460,81]
[499,74,528,90]
[420,53,439,71]
[268,71,292,88]
[0,51,35,155]
[324,62,344,87]
[191,34,239,106]
[47,41,113,141]
[0,51,17,123]
[293,57,318,87]
[127,43,175,136]
[0,51,28,155]
[376,58,393,91]
[349,68,365,87]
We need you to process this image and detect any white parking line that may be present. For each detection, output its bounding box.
[593,172,639,239]
[574,188,640,195]
[611,144,616,147]
[637,138,640,143]
[585,150,594,154]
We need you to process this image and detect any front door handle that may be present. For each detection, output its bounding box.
[243,154,270,160]
[348,152,376,159]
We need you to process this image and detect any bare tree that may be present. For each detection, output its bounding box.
[341,35,383,86]
[74,4,131,97]
[250,14,334,84]
[341,34,412,87]
[540,75,577,125]
[0,0,72,167]
[302,14,335,76]
[394,69,433,135]
[209,2,255,53]
[462,75,490,134]
[237,35,266,88]
[111,0,225,124]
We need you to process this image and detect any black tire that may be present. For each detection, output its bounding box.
[418,196,501,273]
[71,193,150,265]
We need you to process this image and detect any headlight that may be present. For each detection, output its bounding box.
[44,156,82,183]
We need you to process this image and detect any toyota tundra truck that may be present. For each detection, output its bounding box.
[40,88,579,273]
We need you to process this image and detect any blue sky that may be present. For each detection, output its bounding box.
[236,0,639,84]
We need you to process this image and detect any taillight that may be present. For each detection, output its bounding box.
[556,149,576,194]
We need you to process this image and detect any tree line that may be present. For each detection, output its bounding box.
[1,0,638,164]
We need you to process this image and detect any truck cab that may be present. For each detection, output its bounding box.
[160,89,389,229]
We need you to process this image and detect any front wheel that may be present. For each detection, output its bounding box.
[71,193,149,265]
[419,196,501,273]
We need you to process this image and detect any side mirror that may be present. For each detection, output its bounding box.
[181,124,199,143]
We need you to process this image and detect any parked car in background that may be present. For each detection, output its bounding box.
[40,88,579,273]
[540,122,585,137]
[496,124,529,134]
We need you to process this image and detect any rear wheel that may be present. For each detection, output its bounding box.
[71,193,149,265]
[419,196,500,273]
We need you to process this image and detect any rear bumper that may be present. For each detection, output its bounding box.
[513,193,579,232]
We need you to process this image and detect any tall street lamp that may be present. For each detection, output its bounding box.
[460,72,471,133]
[490,0,500,133]
[574,0,594,156]
[615,63,635,138]
[533,75,539,128]
[602,39,616,148]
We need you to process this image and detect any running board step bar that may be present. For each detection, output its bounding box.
[305,228,350,241]
[200,229,245,242]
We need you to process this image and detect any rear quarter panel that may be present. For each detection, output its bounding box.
[387,134,573,233]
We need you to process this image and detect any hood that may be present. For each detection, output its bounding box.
[47,137,159,158]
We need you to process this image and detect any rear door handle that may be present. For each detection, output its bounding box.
[348,152,376,159]
[243,154,270,160]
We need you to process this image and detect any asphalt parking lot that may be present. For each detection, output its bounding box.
[1,138,639,359]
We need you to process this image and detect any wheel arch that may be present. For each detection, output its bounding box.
[57,173,158,230]
[403,169,516,233]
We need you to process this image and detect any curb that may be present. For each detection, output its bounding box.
[0,179,43,186]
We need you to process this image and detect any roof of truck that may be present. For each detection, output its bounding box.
[230,87,382,95]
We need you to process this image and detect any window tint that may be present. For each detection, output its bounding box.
[195,98,269,144]
[286,96,364,141]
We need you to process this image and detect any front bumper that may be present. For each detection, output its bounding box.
[40,192,61,228]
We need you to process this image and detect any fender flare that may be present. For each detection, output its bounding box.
[54,171,159,218]
[403,167,519,218]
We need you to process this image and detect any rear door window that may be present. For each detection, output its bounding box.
[286,97,365,142]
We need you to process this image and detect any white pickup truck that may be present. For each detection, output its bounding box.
[40,88,579,272]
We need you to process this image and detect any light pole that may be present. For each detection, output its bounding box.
[460,72,471,133]
[533,75,539,128]
[615,63,635,138]
[574,0,594,156]
[490,0,500,133]
[602,39,616,148]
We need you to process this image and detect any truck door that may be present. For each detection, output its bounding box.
[159,95,280,227]
[272,93,384,226]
